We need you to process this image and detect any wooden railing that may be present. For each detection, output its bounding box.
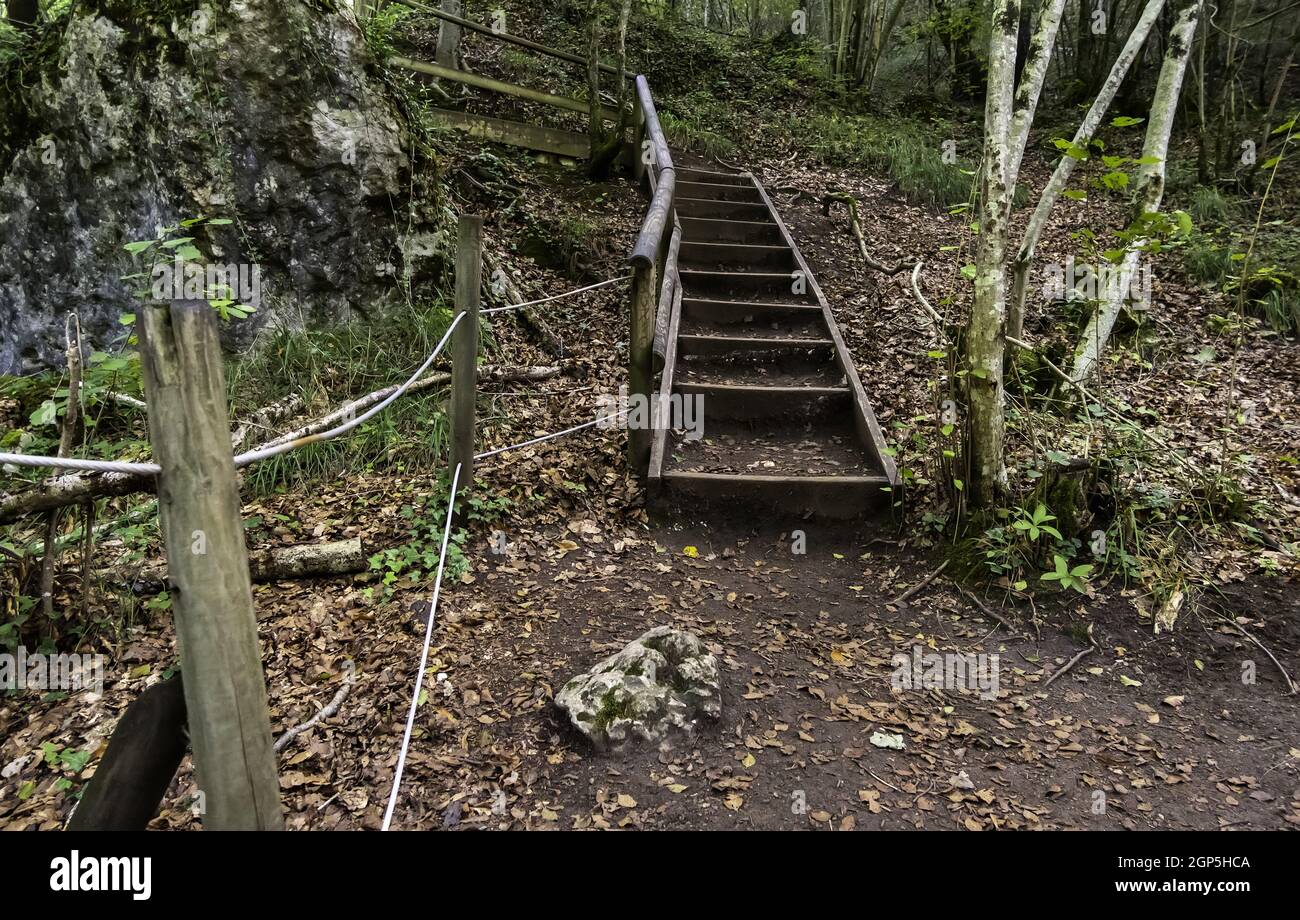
[626,76,679,476]
[375,2,675,477]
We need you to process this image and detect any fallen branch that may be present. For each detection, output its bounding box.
[482,250,565,357]
[1223,617,1298,695]
[230,392,307,452]
[1043,625,1098,689]
[253,364,560,454]
[274,664,357,752]
[107,538,367,593]
[888,559,950,607]
[949,579,1021,635]
[823,192,911,275]
[909,262,946,338]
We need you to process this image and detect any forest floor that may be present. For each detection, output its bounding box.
[2,139,1298,831]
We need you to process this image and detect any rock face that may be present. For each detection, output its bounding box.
[556,626,721,752]
[0,1,444,374]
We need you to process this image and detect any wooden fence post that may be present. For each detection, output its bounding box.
[628,260,656,476]
[138,300,283,831]
[451,215,482,495]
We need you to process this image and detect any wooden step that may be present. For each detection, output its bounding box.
[676,167,752,186]
[679,217,784,245]
[675,382,851,421]
[679,242,795,271]
[676,355,846,389]
[676,180,762,203]
[678,269,818,303]
[676,198,773,221]
[658,471,891,519]
[681,298,824,324]
[678,334,834,357]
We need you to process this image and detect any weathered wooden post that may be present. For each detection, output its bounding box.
[627,259,656,475]
[138,300,283,831]
[450,215,482,495]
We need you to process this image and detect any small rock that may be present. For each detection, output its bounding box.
[555,626,721,752]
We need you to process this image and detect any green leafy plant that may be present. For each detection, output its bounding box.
[1011,503,1062,542]
[122,216,255,321]
[1040,554,1094,594]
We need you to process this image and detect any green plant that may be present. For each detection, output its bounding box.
[121,216,255,322]
[1011,503,1062,542]
[789,111,975,208]
[1188,185,1235,226]
[229,297,458,493]
[1040,554,1094,594]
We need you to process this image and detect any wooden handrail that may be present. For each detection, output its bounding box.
[390,0,627,78]
[389,56,624,123]
[626,74,680,477]
[629,76,675,267]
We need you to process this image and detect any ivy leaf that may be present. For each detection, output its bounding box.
[30,399,57,428]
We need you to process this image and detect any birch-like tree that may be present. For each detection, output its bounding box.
[1068,0,1203,385]
[1006,0,1168,341]
[965,0,1022,506]
[1006,0,1069,194]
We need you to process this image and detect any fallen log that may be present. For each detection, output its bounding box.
[105,538,367,594]
[248,537,365,582]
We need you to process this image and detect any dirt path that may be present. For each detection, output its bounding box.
[355,517,1295,831]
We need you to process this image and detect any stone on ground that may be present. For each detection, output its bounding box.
[556,626,720,752]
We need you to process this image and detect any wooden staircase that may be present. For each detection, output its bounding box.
[648,165,898,519]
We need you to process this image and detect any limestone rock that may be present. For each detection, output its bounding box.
[556,626,721,752]
[0,1,437,373]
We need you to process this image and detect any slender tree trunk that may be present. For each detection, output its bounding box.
[588,0,632,179]
[1007,0,1070,194]
[863,0,908,93]
[40,315,81,623]
[965,0,1022,508]
[1006,0,1167,341]
[434,0,464,69]
[1067,0,1202,385]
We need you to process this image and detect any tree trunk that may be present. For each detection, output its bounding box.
[965,0,1021,507]
[1067,0,1202,385]
[1006,0,1069,195]
[1007,0,1167,341]
[434,0,464,69]
[588,0,633,179]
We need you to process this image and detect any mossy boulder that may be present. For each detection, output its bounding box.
[555,626,721,753]
[0,1,438,373]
